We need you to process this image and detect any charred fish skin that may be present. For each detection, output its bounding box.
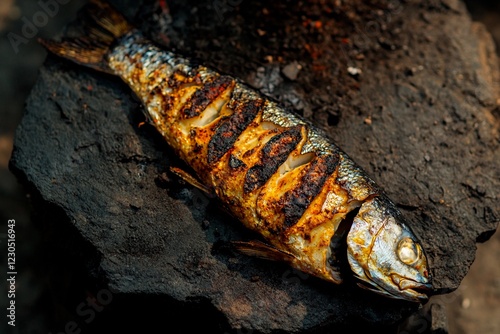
[107,30,381,282]
[40,0,432,302]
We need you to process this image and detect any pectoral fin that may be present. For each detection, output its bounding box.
[169,166,214,197]
[231,240,296,263]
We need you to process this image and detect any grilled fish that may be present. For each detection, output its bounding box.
[41,0,432,302]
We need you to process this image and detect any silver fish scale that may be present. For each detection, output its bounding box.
[109,31,216,89]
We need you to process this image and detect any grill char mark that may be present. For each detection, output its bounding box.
[180,75,234,119]
[244,126,303,193]
[229,154,246,169]
[207,98,265,165]
[282,153,340,229]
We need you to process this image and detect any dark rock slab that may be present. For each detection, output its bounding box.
[10,0,500,333]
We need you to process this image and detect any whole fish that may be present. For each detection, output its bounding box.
[41,0,432,302]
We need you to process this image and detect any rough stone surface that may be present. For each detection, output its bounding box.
[9,0,500,333]
[430,303,448,334]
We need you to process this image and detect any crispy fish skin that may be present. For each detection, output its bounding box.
[40,0,432,302]
[107,32,380,283]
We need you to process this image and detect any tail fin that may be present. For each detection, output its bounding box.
[39,0,133,72]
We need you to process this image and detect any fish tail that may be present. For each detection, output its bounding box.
[38,0,133,73]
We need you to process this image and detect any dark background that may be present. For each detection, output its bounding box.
[0,1,499,333]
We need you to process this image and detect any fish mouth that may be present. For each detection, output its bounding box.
[356,275,432,302]
[390,274,433,301]
[354,267,433,302]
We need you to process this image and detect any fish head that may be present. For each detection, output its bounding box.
[346,197,432,302]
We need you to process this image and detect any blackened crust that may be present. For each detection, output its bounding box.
[229,154,246,169]
[180,75,234,118]
[207,98,264,165]
[244,126,303,193]
[282,153,339,228]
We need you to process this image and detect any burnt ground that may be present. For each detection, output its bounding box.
[1,0,500,333]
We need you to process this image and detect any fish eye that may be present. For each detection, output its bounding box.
[397,237,421,265]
